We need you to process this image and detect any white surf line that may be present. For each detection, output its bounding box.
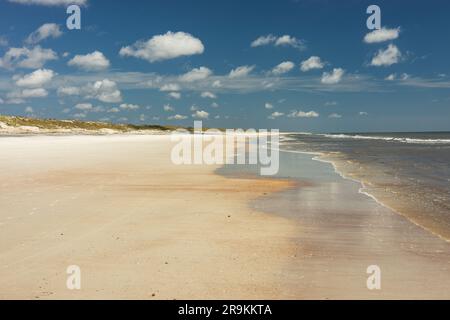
[272,147,450,244]
[317,133,450,145]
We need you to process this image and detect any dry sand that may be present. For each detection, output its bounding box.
[0,135,297,300]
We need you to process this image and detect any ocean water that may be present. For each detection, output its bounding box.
[280,132,450,241]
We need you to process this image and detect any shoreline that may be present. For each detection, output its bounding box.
[244,149,450,299]
[313,153,450,244]
[276,146,450,244]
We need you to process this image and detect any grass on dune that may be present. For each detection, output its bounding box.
[0,114,179,132]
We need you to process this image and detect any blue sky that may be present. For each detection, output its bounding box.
[0,0,449,132]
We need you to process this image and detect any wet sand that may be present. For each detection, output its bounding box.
[249,151,450,299]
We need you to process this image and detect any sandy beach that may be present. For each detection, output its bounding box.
[0,135,298,299]
[0,134,449,299]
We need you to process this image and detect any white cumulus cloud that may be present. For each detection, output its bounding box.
[268,111,284,119]
[321,68,345,84]
[68,51,110,71]
[25,23,62,44]
[192,110,209,119]
[168,92,181,99]
[328,113,342,119]
[7,88,48,101]
[288,110,319,118]
[22,88,48,98]
[229,65,255,78]
[85,79,122,103]
[251,34,304,49]
[301,56,324,72]
[251,35,277,47]
[0,46,57,69]
[168,114,187,120]
[179,66,212,82]
[385,73,396,81]
[364,27,400,44]
[119,31,204,63]
[15,68,55,87]
[160,83,180,92]
[370,44,401,67]
[163,104,174,112]
[271,61,294,75]
[200,91,216,99]
[275,35,304,49]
